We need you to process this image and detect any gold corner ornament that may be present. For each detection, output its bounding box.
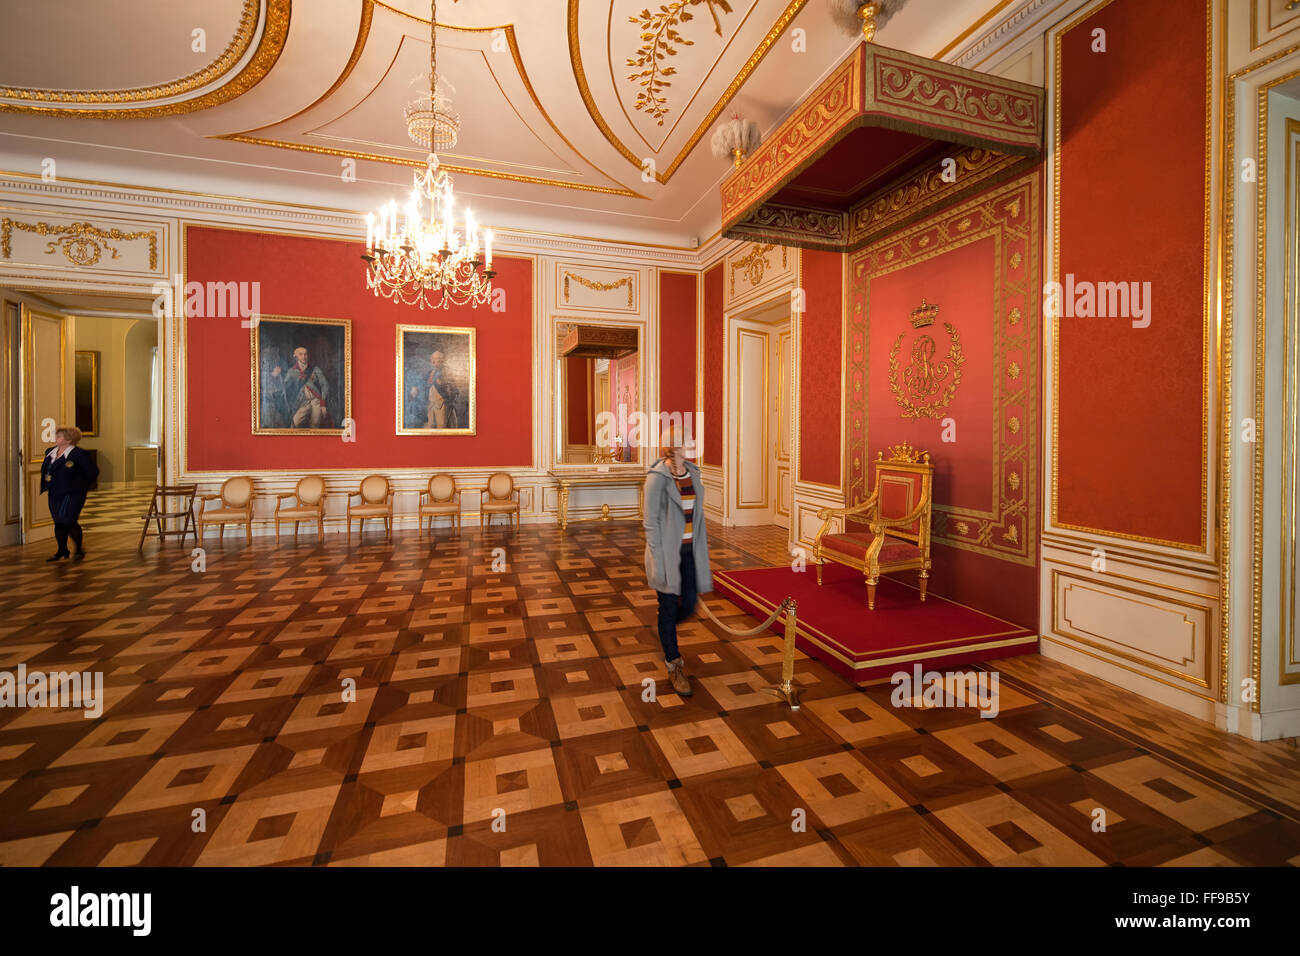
[888,300,964,420]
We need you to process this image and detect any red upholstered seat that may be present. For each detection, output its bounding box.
[821,533,922,564]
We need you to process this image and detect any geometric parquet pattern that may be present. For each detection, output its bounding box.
[1,521,1298,866]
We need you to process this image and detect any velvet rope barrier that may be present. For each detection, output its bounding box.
[698,596,801,710]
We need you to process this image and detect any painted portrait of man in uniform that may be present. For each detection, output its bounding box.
[396,325,476,435]
[252,315,352,435]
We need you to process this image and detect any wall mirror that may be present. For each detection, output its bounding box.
[555,322,641,465]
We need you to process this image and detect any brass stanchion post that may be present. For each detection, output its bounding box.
[761,597,800,710]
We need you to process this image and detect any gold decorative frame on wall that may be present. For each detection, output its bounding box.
[395,323,477,436]
[845,172,1040,567]
[250,314,352,436]
[1048,0,1212,554]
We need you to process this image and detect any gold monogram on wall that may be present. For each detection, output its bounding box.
[563,272,635,308]
[729,242,788,295]
[887,298,964,419]
[1,218,158,270]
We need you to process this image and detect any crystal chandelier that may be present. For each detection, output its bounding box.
[361,0,494,309]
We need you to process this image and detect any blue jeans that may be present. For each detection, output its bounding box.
[656,544,697,663]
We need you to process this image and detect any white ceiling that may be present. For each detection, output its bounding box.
[0,0,1004,246]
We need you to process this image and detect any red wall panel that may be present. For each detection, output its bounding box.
[658,271,697,430]
[1055,0,1208,547]
[184,226,533,471]
[702,264,725,467]
[565,356,590,445]
[798,248,843,487]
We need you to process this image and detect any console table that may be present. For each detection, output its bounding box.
[548,468,645,532]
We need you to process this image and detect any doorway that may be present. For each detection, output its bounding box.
[728,299,792,528]
[1,291,161,545]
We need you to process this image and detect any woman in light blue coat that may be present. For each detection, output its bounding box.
[643,427,712,696]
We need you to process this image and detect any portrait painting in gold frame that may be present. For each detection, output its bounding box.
[396,324,476,435]
[251,315,352,436]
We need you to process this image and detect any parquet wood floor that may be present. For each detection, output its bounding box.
[0,521,1297,866]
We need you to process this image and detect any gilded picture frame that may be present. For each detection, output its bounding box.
[251,315,352,436]
[396,324,476,436]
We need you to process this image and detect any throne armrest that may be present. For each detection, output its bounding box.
[813,492,878,544]
[868,496,932,534]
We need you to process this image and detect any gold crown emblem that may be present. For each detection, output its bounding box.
[910,298,939,328]
[877,440,930,464]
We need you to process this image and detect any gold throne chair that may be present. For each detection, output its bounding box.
[813,442,935,610]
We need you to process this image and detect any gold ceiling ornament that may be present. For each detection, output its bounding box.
[1,218,158,271]
[362,0,497,310]
[570,0,809,185]
[710,113,762,168]
[828,0,907,41]
[626,0,734,125]
[563,272,635,308]
[888,308,964,420]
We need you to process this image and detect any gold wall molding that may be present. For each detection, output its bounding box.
[1052,568,1215,693]
[0,0,290,118]
[1,217,158,271]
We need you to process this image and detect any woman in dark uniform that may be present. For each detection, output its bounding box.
[40,426,99,561]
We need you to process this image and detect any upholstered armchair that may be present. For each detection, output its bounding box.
[480,472,520,532]
[420,474,462,535]
[196,476,255,542]
[274,475,326,542]
[814,442,934,610]
[347,475,393,540]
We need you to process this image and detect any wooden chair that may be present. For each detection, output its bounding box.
[347,475,392,540]
[420,474,462,536]
[480,472,520,533]
[813,442,934,610]
[274,475,326,543]
[138,484,198,551]
[196,476,255,542]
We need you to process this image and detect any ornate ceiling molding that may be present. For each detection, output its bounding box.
[0,0,291,118]
[569,0,810,185]
[217,0,644,199]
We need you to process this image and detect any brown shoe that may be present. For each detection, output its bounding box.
[667,658,692,697]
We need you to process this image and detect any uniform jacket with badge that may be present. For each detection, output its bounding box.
[40,445,99,498]
[642,457,712,596]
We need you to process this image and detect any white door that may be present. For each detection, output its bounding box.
[0,300,20,546]
[772,328,792,530]
[21,305,69,543]
[730,319,771,525]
